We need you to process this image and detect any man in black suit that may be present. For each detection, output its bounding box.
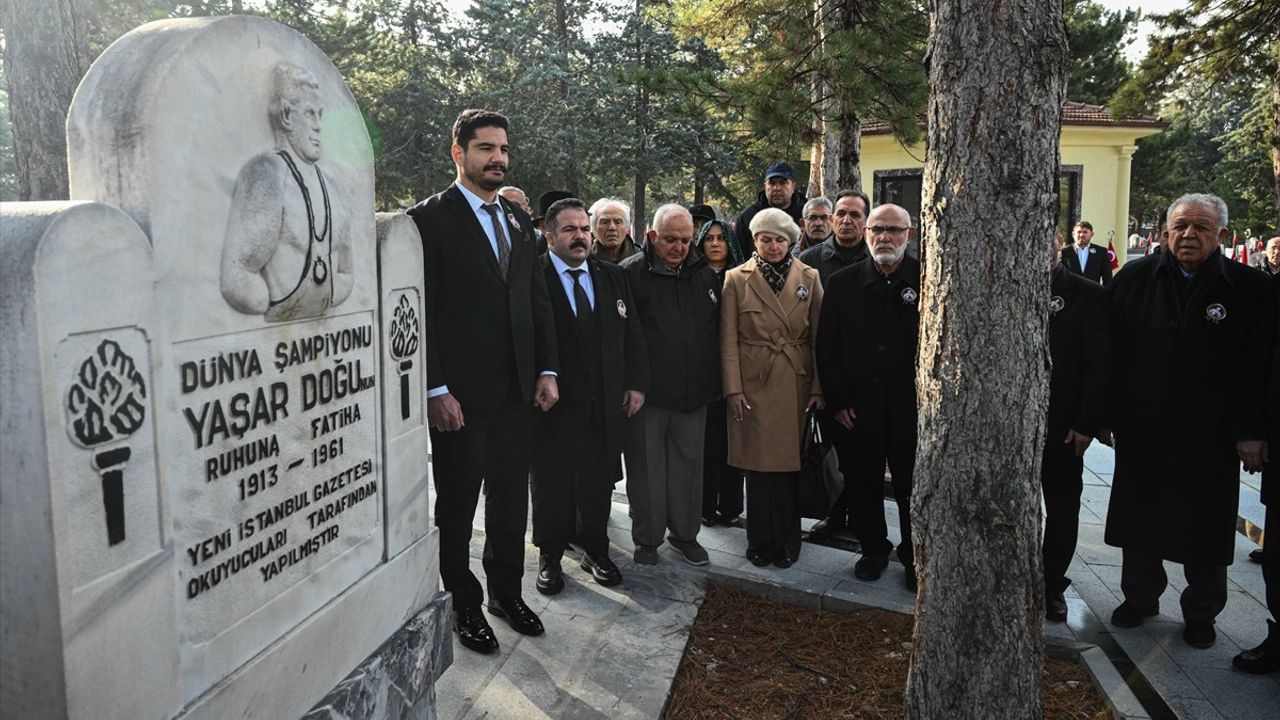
[407,109,560,655]
[1061,220,1113,285]
[1043,231,1112,622]
[531,198,649,595]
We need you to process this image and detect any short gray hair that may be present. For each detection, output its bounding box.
[802,197,833,216]
[589,197,631,229]
[1168,193,1229,230]
[652,203,692,232]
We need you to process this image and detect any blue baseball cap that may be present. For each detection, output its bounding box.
[764,161,794,180]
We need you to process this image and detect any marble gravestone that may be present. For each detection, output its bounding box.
[1,15,449,720]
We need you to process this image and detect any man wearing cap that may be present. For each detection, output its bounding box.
[733,161,806,260]
[534,190,575,252]
[690,204,716,235]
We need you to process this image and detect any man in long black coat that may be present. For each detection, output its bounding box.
[408,109,559,655]
[1106,193,1273,649]
[531,199,648,595]
[816,203,920,591]
[1061,220,1114,286]
[1043,233,1112,622]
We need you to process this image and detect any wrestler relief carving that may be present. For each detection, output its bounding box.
[220,63,354,321]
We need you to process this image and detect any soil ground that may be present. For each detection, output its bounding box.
[665,584,1109,719]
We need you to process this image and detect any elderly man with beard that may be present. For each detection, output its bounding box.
[407,109,559,655]
[531,198,648,595]
[1106,193,1273,649]
[816,203,921,591]
[589,197,641,264]
[621,204,723,566]
[733,161,806,260]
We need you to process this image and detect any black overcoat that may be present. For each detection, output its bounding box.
[1061,243,1114,285]
[407,184,558,411]
[1105,249,1272,565]
[533,255,649,475]
[1047,264,1112,443]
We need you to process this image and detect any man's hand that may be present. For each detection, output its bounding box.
[428,393,465,432]
[622,390,646,418]
[534,375,559,411]
[1237,439,1268,473]
[727,393,751,422]
[806,394,825,411]
[1064,429,1093,458]
[834,407,856,431]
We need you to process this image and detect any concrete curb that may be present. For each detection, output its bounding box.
[702,566,1148,720]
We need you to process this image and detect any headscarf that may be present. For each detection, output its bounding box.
[694,219,744,271]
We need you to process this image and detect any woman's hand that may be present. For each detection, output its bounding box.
[806,394,824,411]
[727,393,751,422]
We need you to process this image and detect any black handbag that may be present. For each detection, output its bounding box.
[796,408,837,519]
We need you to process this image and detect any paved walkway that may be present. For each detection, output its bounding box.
[435,442,1278,719]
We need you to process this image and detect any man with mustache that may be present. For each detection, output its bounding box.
[407,109,560,655]
[531,198,648,595]
[816,203,921,592]
[799,189,871,287]
[1105,193,1272,649]
[733,161,807,260]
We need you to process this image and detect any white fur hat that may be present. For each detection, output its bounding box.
[749,207,800,246]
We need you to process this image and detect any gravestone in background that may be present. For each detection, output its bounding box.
[2,14,448,720]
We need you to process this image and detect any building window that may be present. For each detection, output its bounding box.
[873,168,924,260]
[1059,165,1082,235]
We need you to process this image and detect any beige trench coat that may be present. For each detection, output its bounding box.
[720,257,824,472]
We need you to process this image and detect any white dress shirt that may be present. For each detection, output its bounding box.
[548,252,596,315]
[1076,244,1091,271]
[454,180,517,261]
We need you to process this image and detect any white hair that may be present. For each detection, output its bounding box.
[589,197,631,229]
[1168,193,1229,230]
[802,197,833,215]
[651,203,692,232]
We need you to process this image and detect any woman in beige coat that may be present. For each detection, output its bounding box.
[721,208,824,567]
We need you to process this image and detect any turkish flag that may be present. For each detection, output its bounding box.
[1107,239,1119,269]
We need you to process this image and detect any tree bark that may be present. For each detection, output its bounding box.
[1269,40,1279,224]
[904,0,1067,717]
[807,0,828,197]
[1,0,86,201]
[820,0,861,193]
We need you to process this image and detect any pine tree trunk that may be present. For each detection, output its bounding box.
[1,0,85,201]
[904,0,1068,717]
[1269,41,1279,224]
[820,0,861,193]
[807,0,828,198]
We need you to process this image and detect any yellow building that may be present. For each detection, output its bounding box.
[860,102,1163,264]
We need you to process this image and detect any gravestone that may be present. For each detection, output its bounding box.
[2,15,449,720]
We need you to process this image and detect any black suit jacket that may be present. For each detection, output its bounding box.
[1047,265,1111,442]
[1061,243,1113,285]
[408,184,557,411]
[534,256,649,473]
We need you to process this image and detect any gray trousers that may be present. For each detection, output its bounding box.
[625,404,707,547]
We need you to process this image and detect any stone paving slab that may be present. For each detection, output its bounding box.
[434,441,1277,719]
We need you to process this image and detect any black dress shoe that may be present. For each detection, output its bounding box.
[747,550,771,567]
[1183,621,1216,649]
[700,515,718,527]
[853,556,888,581]
[487,596,545,636]
[580,553,623,586]
[536,554,564,596]
[1110,601,1158,628]
[773,551,795,568]
[454,605,499,654]
[1233,621,1280,674]
[1249,547,1264,564]
[809,517,846,537]
[903,565,918,593]
[719,513,744,528]
[1045,592,1067,622]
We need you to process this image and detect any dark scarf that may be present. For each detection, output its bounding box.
[754,252,792,294]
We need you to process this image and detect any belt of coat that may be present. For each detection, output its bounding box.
[740,336,809,384]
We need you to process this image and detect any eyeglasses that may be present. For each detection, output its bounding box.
[867,226,909,236]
